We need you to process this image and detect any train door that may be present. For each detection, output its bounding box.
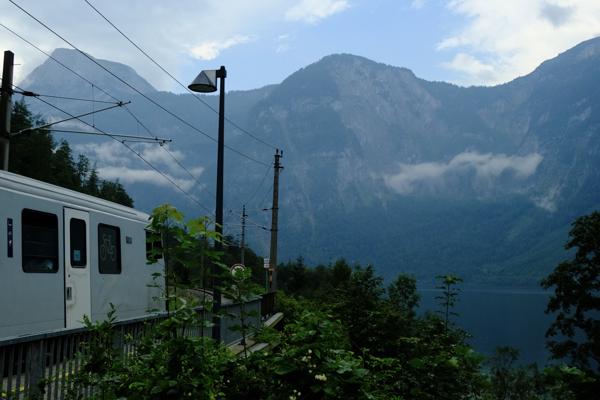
[64,208,91,328]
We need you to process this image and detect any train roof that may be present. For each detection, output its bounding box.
[0,169,150,223]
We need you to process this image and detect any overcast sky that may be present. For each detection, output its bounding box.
[1,0,599,92]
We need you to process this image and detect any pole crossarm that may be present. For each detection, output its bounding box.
[11,101,130,137]
[13,89,122,105]
[45,129,172,145]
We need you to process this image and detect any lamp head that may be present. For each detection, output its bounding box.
[188,70,218,93]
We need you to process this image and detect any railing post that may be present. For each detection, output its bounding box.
[26,340,44,399]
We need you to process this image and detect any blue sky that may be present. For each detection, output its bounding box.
[2,0,600,92]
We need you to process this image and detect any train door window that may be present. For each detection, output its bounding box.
[98,224,121,274]
[22,209,59,273]
[70,218,87,267]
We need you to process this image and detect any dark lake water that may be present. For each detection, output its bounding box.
[419,288,554,366]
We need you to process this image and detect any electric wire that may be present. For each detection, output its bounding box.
[0,21,123,103]
[120,105,216,200]
[1,20,216,201]
[13,101,128,136]
[28,93,214,215]
[9,0,270,167]
[83,0,278,151]
[244,165,271,207]
[12,89,118,104]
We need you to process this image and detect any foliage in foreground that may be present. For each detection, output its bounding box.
[53,206,600,399]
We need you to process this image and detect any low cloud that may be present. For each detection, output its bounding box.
[190,35,254,60]
[285,0,349,23]
[72,141,204,190]
[97,166,195,191]
[384,151,543,194]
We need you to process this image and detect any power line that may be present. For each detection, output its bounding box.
[245,165,271,207]
[0,21,122,103]
[2,18,214,199]
[120,105,216,200]
[13,101,128,135]
[258,182,274,210]
[28,93,214,215]
[45,129,172,144]
[9,0,270,168]
[83,0,278,151]
[2,20,215,215]
[12,88,119,104]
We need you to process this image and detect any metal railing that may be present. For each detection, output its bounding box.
[0,295,267,399]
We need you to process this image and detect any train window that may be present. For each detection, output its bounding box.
[22,209,59,273]
[98,224,121,274]
[70,218,87,267]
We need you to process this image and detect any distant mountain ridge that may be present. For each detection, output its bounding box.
[19,39,600,286]
[21,48,156,100]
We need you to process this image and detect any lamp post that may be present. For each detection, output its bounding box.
[188,66,226,341]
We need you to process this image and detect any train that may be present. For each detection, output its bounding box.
[0,169,164,340]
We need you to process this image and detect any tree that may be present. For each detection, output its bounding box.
[435,274,463,332]
[388,273,420,319]
[8,100,54,182]
[99,180,134,207]
[542,211,600,372]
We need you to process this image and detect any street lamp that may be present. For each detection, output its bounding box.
[189,66,226,341]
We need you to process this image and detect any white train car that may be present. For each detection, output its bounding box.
[0,169,164,339]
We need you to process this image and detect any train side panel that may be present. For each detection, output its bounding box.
[89,211,163,322]
[0,188,65,338]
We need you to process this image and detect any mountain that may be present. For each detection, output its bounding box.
[18,39,600,286]
[21,48,156,100]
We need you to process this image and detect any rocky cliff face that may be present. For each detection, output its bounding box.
[20,39,600,285]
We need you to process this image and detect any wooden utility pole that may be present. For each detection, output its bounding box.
[0,51,14,171]
[269,149,283,291]
[240,204,247,265]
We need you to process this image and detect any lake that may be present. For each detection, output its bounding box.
[419,288,555,366]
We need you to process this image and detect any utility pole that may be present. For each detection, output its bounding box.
[240,204,247,265]
[269,149,283,292]
[0,51,14,171]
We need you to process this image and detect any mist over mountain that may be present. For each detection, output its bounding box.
[19,39,600,286]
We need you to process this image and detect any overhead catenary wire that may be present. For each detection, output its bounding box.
[244,164,272,207]
[8,0,270,167]
[0,21,123,103]
[12,89,118,104]
[45,129,171,145]
[83,0,278,152]
[29,93,214,215]
[1,19,215,199]
[12,101,128,136]
[120,105,216,200]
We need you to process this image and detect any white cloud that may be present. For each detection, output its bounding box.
[97,166,195,191]
[285,0,350,23]
[190,35,254,60]
[384,151,543,194]
[72,141,204,191]
[442,53,496,82]
[438,0,600,85]
[540,3,574,27]
[0,0,293,90]
[275,34,292,53]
